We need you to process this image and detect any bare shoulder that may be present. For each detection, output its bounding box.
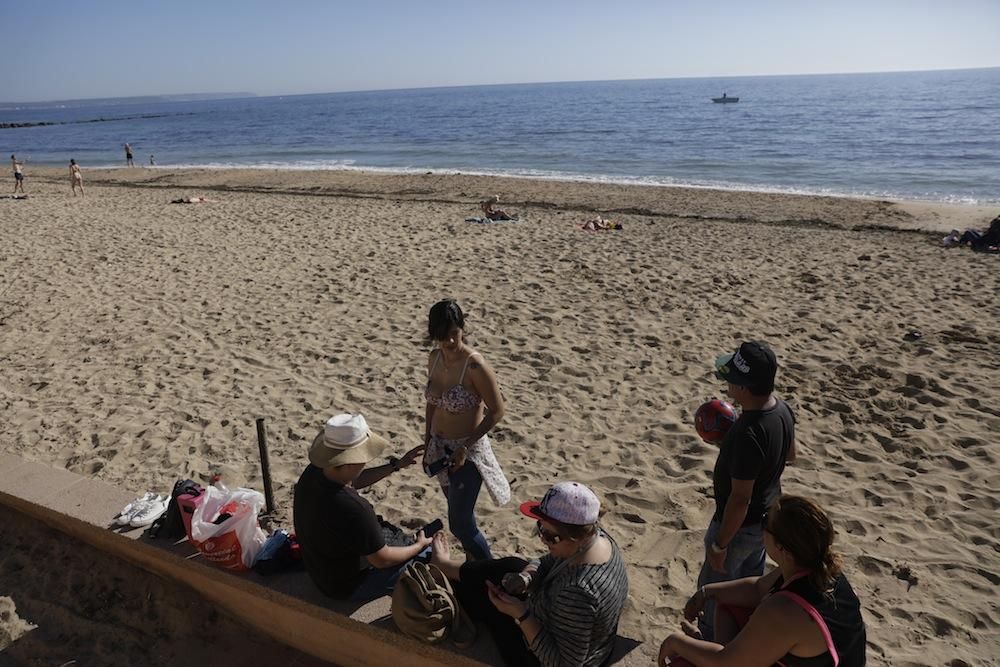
[756,590,811,626]
[465,350,491,373]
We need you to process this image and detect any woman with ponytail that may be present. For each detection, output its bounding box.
[658,495,867,667]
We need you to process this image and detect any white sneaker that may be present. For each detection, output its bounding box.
[129,495,169,528]
[115,492,157,526]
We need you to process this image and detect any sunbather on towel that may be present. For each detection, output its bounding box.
[580,217,622,231]
[170,197,215,204]
[481,195,517,221]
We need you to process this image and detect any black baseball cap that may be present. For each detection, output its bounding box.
[715,341,777,387]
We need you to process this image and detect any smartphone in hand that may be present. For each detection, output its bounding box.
[422,518,444,538]
[423,456,450,477]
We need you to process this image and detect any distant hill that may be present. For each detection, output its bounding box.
[0,93,256,110]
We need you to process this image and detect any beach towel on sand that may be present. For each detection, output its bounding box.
[577,222,623,231]
[465,216,519,224]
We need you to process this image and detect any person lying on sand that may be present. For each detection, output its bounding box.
[580,216,622,231]
[480,195,518,221]
[170,197,215,204]
[658,495,867,667]
[942,215,1000,251]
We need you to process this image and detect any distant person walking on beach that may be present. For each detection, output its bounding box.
[149,154,155,166]
[70,159,85,196]
[11,155,25,194]
[693,341,795,641]
[124,143,134,167]
[423,299,510,560]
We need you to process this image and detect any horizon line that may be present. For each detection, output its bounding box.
[5,64,999,106]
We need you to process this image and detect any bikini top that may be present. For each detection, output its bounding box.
[424,351,483,414]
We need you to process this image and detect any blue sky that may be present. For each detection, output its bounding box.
[5,0,1000,101]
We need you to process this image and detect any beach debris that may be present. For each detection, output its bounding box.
[621,512,647,524]
[903,330,923,341]
[891,563,919,591]
[0,596,37,651]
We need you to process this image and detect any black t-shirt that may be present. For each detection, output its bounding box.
[293,465,386,598]
[712,398,794,524]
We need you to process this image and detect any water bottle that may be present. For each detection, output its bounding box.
[211,473,228,492]
[211,473,238,524]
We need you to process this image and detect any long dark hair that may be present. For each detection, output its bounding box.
[767,495,843,593]
[427,299,465,341]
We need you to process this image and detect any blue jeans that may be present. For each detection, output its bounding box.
[446,462,493,560]
[350,546,432,602]
[960,229,984,248]
[696,519,766,641]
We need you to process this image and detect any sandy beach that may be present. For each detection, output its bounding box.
[1,167,998,666]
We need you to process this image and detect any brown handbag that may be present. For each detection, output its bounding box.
[391,561,476,648]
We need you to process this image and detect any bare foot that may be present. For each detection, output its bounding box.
[681,620,703,640]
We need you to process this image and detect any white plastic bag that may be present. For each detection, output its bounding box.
[189,485,268,571]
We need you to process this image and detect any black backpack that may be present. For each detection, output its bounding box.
[150,479,203,539]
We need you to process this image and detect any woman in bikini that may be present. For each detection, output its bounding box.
[423,299,510,560]
[658,495,867,667]
[69,159,84,197]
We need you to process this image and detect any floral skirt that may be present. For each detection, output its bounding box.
[426,434,511,506]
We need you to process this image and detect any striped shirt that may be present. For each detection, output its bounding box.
[527,534,630,667]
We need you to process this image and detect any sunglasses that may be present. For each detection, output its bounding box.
[536,521,562,544]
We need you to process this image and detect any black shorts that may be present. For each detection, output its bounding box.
[126,154,133,160]
[14,172,23,181]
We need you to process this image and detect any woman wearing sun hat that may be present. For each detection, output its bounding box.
[430,481,629,667]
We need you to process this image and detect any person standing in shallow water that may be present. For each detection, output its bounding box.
[423,299,510,560]
[124,143,134,167]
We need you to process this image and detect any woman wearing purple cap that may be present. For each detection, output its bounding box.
[431,481,629,667]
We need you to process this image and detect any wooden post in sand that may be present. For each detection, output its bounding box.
[255,418,276,514]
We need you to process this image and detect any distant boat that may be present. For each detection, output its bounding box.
[712,93,739,104]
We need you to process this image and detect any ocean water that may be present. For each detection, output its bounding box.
[4,68,1000,204]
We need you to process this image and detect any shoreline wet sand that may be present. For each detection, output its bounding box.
[2,168,998,665]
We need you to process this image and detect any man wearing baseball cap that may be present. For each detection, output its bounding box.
[293,413,430,601]
[694,341,797,640]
